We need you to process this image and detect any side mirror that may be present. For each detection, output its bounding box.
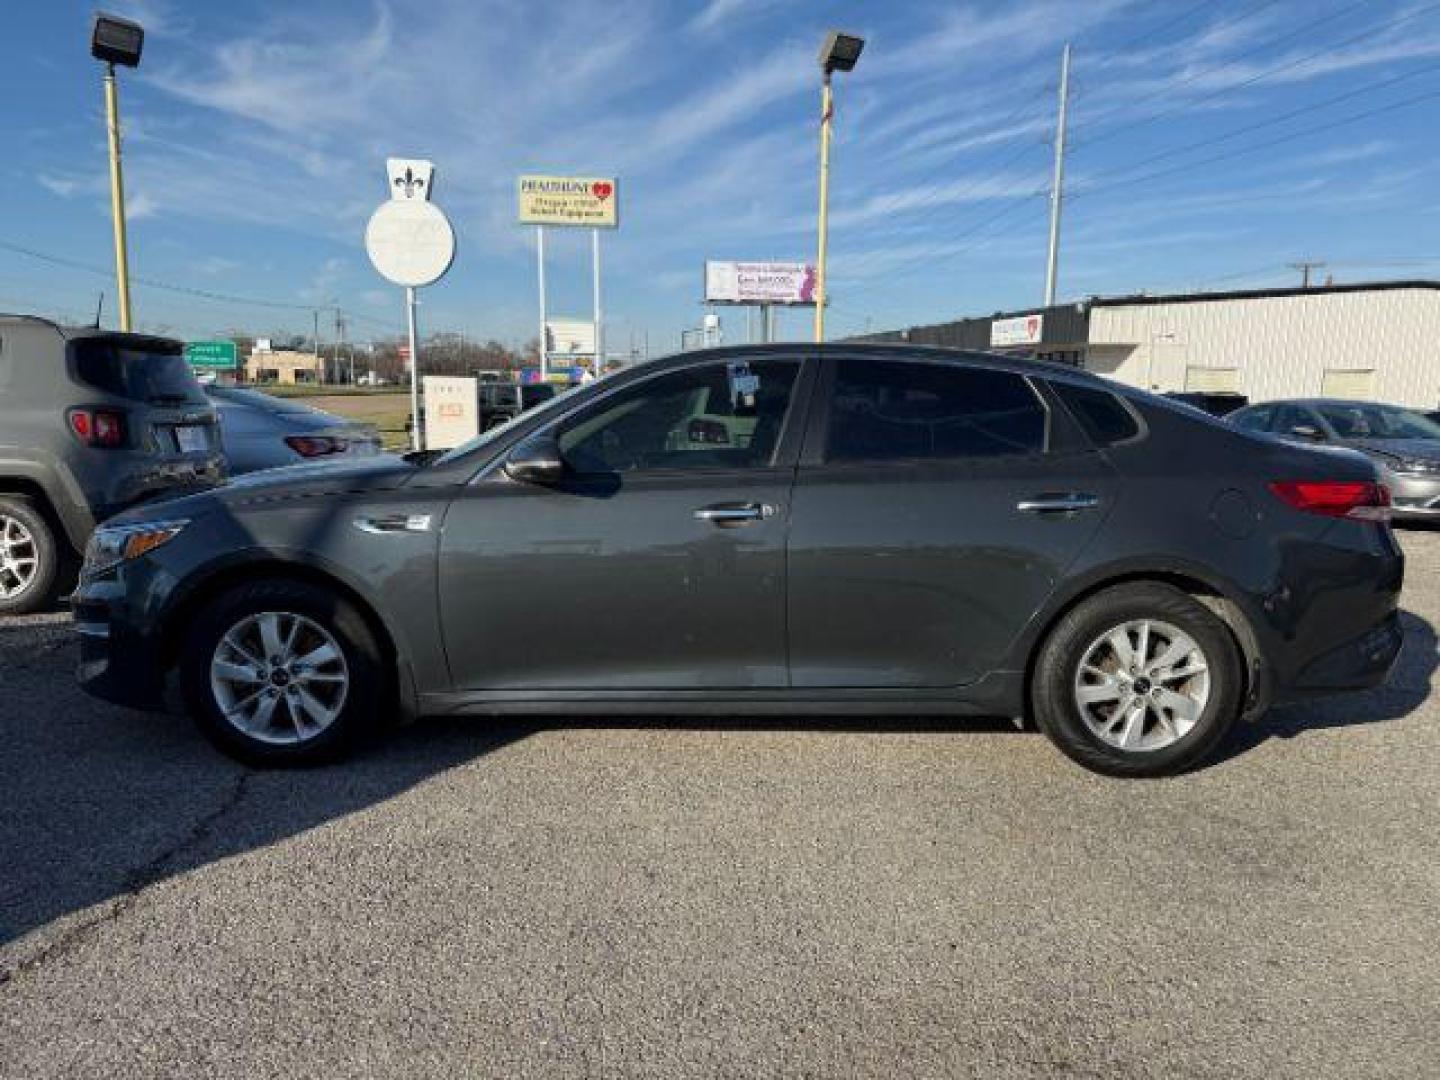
[1290,424,1325,441]
[503,434,566,484]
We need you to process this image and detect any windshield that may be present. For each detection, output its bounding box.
[432,380,588,465]
[1314,402,1440,441]
[72,338,207,405]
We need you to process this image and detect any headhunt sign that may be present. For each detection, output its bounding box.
[517,175,619,228]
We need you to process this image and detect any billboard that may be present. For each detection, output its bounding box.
[705,261,817,305]
[990,313,1044,347]
[546,318,597,358]
[184,340,238,369]
[518,175,618,228]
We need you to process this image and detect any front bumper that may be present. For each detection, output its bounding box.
[1382,470,1440,521]
[73,577,171,713]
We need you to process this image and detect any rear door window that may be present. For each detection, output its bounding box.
[72,339,206,405]
[826,358,1047,462]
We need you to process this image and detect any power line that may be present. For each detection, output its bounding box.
[1072,84,1440,200]
[1072,0,1440,151]
[1075,61,1440,192]
[0,237,402,332]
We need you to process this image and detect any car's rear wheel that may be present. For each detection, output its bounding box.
[1031,582,1244,778]
[0,496,59,616]
[181,578,385,765]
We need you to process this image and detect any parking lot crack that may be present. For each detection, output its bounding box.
[0,769,253,991]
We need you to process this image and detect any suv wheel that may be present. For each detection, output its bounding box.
[0,496,59,616]
[181,579,385,765]
[1031,582,1244,778]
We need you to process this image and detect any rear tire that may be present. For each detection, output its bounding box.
[1030,582,1244,778]
[0,496,59,616]
[180,578,386,766]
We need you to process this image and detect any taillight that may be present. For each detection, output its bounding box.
[284,435,347,458]
[67,408,126,448]
[1268,480,1391,521]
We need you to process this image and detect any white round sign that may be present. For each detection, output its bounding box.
[364,199,456,287]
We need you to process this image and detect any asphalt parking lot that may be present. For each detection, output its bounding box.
[2,535,1437,1079]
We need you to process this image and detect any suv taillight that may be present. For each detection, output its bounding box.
[68,407,127,448]
[1268,480,1391,521]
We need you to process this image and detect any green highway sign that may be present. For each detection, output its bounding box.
[184,340,238,369]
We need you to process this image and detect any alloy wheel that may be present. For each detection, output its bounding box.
[1072,618,1212,752]
[209,611,350,745]
[0,514,40,600]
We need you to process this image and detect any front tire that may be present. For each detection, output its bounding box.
[0,496,59,616]
[180,578,385,765]
[1031,582,1244,778]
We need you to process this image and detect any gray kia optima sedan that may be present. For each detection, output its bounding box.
[74,345,1404,778]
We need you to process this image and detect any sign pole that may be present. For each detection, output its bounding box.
[592,227,603,374]
[537,226,548,378]
[406,286,421,452]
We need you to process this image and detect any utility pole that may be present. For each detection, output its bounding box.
[1289,260,1326,288]
[1044,42,1072,308]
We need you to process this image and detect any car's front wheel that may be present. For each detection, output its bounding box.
[180,578,385,765]
[1031,582,1244,778]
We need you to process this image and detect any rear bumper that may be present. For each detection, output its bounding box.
[1285,611,1404,697]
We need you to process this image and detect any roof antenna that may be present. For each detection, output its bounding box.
[93,291,105,328]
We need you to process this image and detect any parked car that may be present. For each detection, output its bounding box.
[479,380,559,431]
[206,386,382,474]
[1230,398,1440,521]
[0,315,223,614]
[74,345,1402,778]
[1162,391,1249,417]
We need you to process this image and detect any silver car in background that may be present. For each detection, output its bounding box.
[1230,398,1440,521]
[206,387,383,474]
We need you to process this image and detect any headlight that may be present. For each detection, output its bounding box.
[82,520,189,577]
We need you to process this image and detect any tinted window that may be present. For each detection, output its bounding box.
[72,339,205,404]
[1313,402,1440,440]
[827,359,1046,462]
[1231,405,1273,432]
[1273,404,1318,436]
[558,359,799,474]
[521,384,556,408]
[1054,383,1139,445]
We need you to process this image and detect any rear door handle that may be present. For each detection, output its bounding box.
[1016,493,1100,514]
[694,502,776,526]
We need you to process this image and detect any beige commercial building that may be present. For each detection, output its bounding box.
[244,348,324,385]
[1085,282,1440,408]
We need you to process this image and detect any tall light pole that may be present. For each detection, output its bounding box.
[1043,42,1072,308]
[91,13,144,333]
[814,31,864,344]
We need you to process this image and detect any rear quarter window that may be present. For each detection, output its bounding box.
[1053,383,1140,446]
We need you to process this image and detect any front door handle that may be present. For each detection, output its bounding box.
[1016,493,1100,514]
[694,502,776,526]
[353,514,433,534]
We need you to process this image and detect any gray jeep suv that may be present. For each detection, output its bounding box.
[0,315,224,613]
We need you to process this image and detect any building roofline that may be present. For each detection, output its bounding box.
[1086,279,1440,308]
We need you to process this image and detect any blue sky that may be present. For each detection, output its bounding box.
[3,0,1440,351]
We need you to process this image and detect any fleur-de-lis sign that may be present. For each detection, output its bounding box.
[394,167,425,199]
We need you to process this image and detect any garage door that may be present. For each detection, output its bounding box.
[1184,366,1240,393]
[1321,369,1375,400]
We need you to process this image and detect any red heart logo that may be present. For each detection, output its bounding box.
[592,181,613,201]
